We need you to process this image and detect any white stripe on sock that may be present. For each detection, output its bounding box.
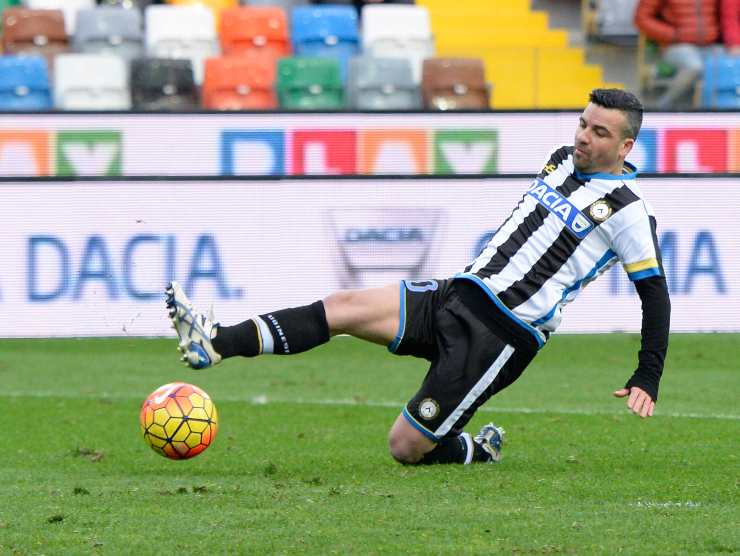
[253,316,274,354]
[461,432,474,465]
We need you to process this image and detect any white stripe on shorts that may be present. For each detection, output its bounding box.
[434,344,515,438]
[253,316,274,354]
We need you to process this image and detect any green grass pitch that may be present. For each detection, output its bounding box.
[1,334,738,554]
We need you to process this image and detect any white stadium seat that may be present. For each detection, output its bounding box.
[361,5,434,83]
[145,5,220,84]
[54,53,131,110]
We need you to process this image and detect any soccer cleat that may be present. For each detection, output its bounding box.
[473,422,506,463]
[165,281,222,370]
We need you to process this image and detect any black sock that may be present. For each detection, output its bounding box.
[418,433,494,465]
[419,433,470,464]
[212,301,330,358]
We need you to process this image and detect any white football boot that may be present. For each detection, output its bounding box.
[473,422,506,463]
[165,281,222,370]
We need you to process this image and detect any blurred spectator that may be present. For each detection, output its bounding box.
[721,0,739,54]
[635,0,722,108]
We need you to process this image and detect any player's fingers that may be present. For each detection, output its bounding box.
[613,388,629,398]
[627,388,640,411]
[639,396,651,418]
[648,401,655,417]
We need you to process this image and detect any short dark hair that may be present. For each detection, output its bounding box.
[589,88,643,140]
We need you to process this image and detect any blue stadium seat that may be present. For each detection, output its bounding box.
[0,55,52,110]
[701,53,740,109]
[291,5,358,81]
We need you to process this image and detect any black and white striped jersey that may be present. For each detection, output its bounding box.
[456,146,664,348]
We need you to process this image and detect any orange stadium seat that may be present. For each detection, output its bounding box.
[203,54,277,110]
[219,6,290,58]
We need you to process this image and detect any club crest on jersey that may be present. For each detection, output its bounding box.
[527,179,594,239]
[589,199,612,222]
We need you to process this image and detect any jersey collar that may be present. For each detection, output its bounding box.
[574,160,638,181]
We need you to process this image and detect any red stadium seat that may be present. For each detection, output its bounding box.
[203,53,277,110]
[219,6,290,58]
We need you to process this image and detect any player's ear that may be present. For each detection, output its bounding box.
[619,136,634,159]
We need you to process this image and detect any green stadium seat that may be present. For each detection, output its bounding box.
[276,56,344,110]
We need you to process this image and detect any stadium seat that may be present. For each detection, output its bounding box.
[97,0,156,8]
[583,0,638,42]
[1,8,68,66]
[0,55,52,110]
[23,0,95,35]
[203,54,277,110]
[246,0,308,9]
[361,4,434,82]
[219,6,290,58]
[0,0,21,29]
[701,53,740,109]
[276,56,343,110]
[145,4,220,84]
[421,57,488,110]
[346,56,420,110]
[73,7,144,61]
[54,53,130,109]
[291,5,358,81]
[131,57,199,110]
[166,0,238,23]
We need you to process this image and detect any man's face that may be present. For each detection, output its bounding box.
[573,103,634,174]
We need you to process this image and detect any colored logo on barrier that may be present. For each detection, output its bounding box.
[0,131,51,176]
[56,131,122,176]
[0,130,122,176]
[663,129,728,173]
[731,129,740,172]
[221,130,285,175]
[359,130,428,174]
[292,130,357,175]
[220,128,499,176]
[628,128,657,173]
[434,129,497,174]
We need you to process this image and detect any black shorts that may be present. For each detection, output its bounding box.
[389,279,537,441]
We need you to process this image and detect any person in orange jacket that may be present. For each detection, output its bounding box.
[635,0,723,108]
[721,0,739,54]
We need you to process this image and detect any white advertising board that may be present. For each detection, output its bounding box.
[0,111,737,176]
[0,176,736,337]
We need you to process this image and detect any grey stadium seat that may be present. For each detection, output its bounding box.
[73,7,144,61]
[347,56,421,110]
[242,0,309,8]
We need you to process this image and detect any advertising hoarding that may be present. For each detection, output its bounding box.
[0,176,736,337]
[0,111,738,176]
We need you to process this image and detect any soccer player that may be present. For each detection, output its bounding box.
[166,88,670,466]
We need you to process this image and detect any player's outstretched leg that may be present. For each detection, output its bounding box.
[165,281,332,369]
[165,281,222,369]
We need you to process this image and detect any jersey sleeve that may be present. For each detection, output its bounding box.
[609,202,664,281]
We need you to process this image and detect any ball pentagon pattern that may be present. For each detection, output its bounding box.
[140,382,218,460]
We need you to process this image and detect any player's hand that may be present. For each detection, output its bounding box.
[613,386,654,418]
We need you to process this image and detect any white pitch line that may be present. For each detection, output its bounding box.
[4,391,740,421]
[250,396,740,421]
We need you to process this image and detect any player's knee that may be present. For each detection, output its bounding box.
[388,430,425,465]
[323,290,353,329]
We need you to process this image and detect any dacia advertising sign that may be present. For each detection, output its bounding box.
[0,177,736,337]
[0,112,737,176]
